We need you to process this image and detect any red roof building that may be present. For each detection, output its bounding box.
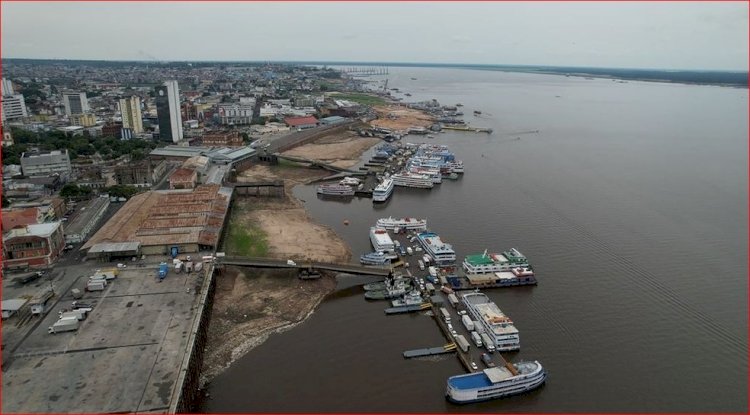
[2,207,42,232]
[283,116,319,129]
[168,168,198,190]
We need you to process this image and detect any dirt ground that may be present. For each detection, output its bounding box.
[370,104,435,131]
[282,131,381,169]
[203,132,375,385]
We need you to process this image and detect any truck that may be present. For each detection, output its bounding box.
[158,262,168,280]
[422,254,431,265]
[59,309,87,321]
[471,331,483,347]
[473,320,484,334]
[48,316,79,334]
[448,293,460,308]
[441,286,454,295]
[425,282,435,293]
[417,260,425,270]
[439,307,451,322]
[461,315,475,331]
[480,333,496,352]
[406,247,413,255]
[86,280,106,292]
[456,334,470,353]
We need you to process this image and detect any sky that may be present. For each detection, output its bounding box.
[1,2,748,71]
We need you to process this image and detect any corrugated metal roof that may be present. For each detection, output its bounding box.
[88,241,141,253]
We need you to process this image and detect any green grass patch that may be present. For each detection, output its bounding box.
[329,92,386,106]
[224,219,269,257]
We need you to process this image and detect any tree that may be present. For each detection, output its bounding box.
[106,185,139,199]
[241,133,250,143]
[60,184,92,200]
[2,195,10,208]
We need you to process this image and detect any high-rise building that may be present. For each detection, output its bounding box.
[2,78,15,96]
[62,92,89,115]
[119,96,143,133]
[155,81,183,143]
[69,113,97,127]
[2,94,28,122]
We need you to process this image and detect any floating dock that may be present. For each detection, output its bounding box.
[403,343,457,358]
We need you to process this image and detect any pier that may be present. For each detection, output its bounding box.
[403,343,457,358]
[218,256,392,277]
[441,125,493,134]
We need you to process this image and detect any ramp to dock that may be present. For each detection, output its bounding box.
[403,343,457,358]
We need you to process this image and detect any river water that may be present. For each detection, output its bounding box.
[202,67,747,412]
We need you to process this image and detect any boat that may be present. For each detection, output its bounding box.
[365,286,407,300]
[443,172,459,180]
[462,292,519,351]
[372,177,395,203]
[364,277,411,291]
[456,103,463,107]
[391,172,434,189]
[462,249,529,274]
[359,251,392,265]
[427,134,436,139]
[405,93,412,96]
[390,290,424,307]
[445,361,546,403]
[410,77,417,80]
[316,184,354,196]
[369,227,395,253]
[339,177,361,186]
[473,110,482,115]
[416,232,456,265]
[376,217,428,231]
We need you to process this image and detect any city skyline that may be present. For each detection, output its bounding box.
[2,2,748,71]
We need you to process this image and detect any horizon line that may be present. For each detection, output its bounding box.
[2,57,747,73]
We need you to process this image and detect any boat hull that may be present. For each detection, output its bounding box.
[446,372,546,404]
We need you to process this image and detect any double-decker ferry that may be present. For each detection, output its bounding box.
[446,361,546,403]
[391,172,434,189]
[375,217,428,231]
[372,177,394,202]
[416,232,456,265]
[462,291,519,351]
[369,227,395,253]
[462,249,530,274]
[316,184,354,196]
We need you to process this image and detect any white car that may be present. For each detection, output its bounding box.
[117,263,127,269]
[470,362,478,370]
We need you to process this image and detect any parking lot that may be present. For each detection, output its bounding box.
[2,265,206,413]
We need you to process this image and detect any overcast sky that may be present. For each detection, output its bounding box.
[2,2,747,70]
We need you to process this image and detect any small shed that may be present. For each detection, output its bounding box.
[2,298,29,319]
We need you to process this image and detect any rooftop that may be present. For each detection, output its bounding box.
[284,115,318,127]
[2,207,40,231]
[3,222,61,241]
[81,185,232,250]
[63,197,110,236]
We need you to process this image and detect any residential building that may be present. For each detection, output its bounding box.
[62,92,89,115]
[2,94,28,122]
[69,112,97,127]
[114,159,168,187]
[155,80,183,143]
[218,102,255,125]
[2,222,65,270]
[202,130,243,147]
[168,167,198,189]
[20,149,72,179]
[2,78,14,95]
[2,207,44,232]
[119,96,143,133]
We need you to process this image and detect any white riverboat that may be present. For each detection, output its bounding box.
[416,231,456,265]
[369,227,395,253]
[461,291,519,351]
[375,217,428,231]
[372,177,395,202]
[391,172,434,189]
[446,361,546,403]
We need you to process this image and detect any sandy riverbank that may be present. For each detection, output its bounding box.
[370,104,435,131]
[202,133,380,386]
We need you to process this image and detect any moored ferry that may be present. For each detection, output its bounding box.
[359,251,392,265]
[392,172,434,189]
[369,227,395,253]
[316,184,354,196]
[417,232,456,265]
[462,249,530,274]
[376,217,428,231]
[372,177,395,202]
[339,177,361,186]
[446,361,546,403]
[462,291,519,351]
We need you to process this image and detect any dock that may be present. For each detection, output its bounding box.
[441,125,493,134]
[384,303,430,315]
[403,343,457,358]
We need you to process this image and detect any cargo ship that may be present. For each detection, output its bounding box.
[461,291,519,351]
[445,361,546,403]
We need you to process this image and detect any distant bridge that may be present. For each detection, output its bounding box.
[217,256,392,277]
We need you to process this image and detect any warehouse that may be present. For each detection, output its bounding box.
[81,184,232,256]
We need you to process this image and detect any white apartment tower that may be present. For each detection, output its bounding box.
[155,80,183,143]
[119,96,143,133]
